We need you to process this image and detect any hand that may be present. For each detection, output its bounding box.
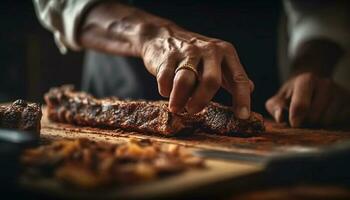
[141,27,254,118]
[79,2,254,119]
[266,72,350,127]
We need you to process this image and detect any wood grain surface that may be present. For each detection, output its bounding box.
[22,108,350,199]
[41,108,350,156]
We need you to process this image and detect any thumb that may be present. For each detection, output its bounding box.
[265,94,289,123]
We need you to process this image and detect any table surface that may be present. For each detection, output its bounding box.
[34,108,350,199]
[41,108,350,156]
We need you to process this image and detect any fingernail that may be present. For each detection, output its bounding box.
[238,107,250,119]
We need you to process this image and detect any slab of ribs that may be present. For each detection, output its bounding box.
[0,99,42,133]
[45,85,264,136]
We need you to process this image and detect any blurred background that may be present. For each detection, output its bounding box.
[0,1,83,103]
[0,1,281,115]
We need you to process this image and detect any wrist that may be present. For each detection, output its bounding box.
[78,1,177,57]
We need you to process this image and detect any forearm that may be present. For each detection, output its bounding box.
[78,1,253,119]
[284,0,348,77]
[78,1,177,57]
[290,39,344,77]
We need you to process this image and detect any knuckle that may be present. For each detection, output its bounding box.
[166,49,178,58]
[265,100,273,111]
[174,73,193,87]
[265,95,283,110]
[143,59,152,69]
[136,22,157,36]
[159,87,170,97]
[232,73,249,83]
[298,72,316,83]
[265,97,276,109]
[184,44,199,55]
[201,42,219,55]
[203,75,221,90]
[156,68,171,85]
[203,42,218,50]
[219,41,235,52]
[158,84,170,97]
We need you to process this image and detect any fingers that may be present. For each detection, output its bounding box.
[156,53,178,97]
[169,56,200,113]
[289,74,314,127]
[223,46,251,119]
[269,72,350,128]
[265,93,289,123]
[186,54,222,114]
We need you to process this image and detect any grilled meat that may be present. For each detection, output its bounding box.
[44,85,264,136]
[0,99,42,133]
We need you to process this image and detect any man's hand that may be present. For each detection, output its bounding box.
[141,28,254,118]
[266,72,350,127]
[79,2,254,119]
[266,38,346,128]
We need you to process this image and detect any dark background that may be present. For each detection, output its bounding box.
[0,1,281,114]
[0,1,83,103]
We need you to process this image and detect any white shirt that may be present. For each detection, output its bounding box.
[33,0,102,53]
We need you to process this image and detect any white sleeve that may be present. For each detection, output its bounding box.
[33,0,103,54]
[284,0,350,58]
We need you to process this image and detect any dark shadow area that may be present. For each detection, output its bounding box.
[0,1,83,103]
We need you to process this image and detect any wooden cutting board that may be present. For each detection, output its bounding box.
[41,108,350,156]
[28,108,350,199]
[21,159,262,199]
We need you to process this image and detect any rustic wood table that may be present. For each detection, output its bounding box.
[23,108,350,199]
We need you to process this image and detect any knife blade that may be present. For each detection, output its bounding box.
[195,141,350,185]
[194,149,269,164]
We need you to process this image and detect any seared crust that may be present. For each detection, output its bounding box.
[200,102,265,135]
[44,85,264,136]
[45,86,193,136]
[0,99,42,133]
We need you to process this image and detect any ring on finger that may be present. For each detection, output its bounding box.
[175,63,199,80]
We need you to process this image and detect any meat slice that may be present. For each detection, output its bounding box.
[44,86,194,136]
[44,85,264,136]
[0,99,42,133]
[200,102,264,135]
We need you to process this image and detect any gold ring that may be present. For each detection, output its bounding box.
[175,63,199,79]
